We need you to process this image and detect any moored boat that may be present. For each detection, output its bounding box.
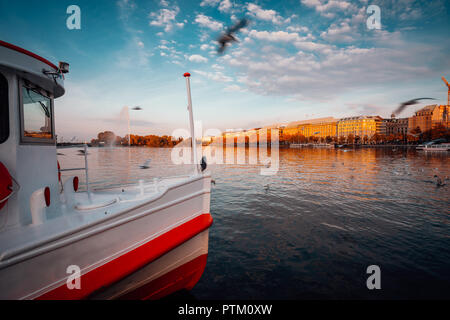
[420,143,450,152]
[0,40,212,299]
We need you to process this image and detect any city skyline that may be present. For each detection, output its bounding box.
[1,0,449,141]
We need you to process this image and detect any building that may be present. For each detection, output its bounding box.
[337,116,383,139]
[379,114,409,136]
[408,104,450,133]
[282,117,337,141]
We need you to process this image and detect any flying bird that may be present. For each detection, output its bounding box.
[77,149,89,155]
[217,18,249,54]
[132,106,142,110]
[139,159,151,169]
[392,98,436,116]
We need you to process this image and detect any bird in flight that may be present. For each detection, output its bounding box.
[217,18,249,54]
[77,149,89,155]
[392,98,435,116]
[139,159,151,169]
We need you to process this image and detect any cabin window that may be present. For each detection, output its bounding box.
[20,83,55,144]
[0,73,8,144]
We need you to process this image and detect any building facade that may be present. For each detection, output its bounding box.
[379,115,409,136]
[408,104,450,133]
[282,117,337,140]
[337,116,383,139]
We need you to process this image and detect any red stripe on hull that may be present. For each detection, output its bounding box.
[36,213,213,300]
[118,254,208,300]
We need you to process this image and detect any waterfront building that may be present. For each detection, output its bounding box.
[408,104,450,133]
[282,117,337,141]
[337,116,383,139]
[380,114,409,136]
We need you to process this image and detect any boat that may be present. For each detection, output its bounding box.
[290,143,333,148]
[420,143,450,152]
[0,40,213,299]
[416,138,446,150]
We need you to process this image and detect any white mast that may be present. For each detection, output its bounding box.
[184,72,199,174]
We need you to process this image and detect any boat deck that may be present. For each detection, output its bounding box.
[0,174,200,267]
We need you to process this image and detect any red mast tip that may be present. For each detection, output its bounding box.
[183,72,191,77]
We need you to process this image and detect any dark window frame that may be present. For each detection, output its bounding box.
[18,78,56,145]
[0,72,9,144]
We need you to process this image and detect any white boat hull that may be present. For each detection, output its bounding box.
[0,175,212,300]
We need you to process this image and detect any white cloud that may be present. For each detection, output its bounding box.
[301,0,353,18]
[224,84,247,92]
[200,0,232,12]
[193,70,233,82]
[247,3,283,24]
[212,63,225,70]
[188,54,209,63]
[200,44,214,51]
[149,6,184,32]
[248,30,302,43]
[287,25,309,33]
[194,14,224,31]
[320,21,354,42]
[218,0,232,12]
[219,32,445,101]
[200,0,221,6]
[247,30,324,51]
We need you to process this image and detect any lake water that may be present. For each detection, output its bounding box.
[58,146,450,299]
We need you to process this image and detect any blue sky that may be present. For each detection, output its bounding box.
[1,0,449,141]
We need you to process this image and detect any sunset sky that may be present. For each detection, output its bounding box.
[1,0,449,141]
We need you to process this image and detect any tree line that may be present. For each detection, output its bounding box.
[90,131,183,147]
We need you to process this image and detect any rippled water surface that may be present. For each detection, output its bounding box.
[59,146,450,299]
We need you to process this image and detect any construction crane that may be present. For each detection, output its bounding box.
[442,76,449,122]
[442,77,450,106]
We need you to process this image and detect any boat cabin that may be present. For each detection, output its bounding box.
[0,40,67,230]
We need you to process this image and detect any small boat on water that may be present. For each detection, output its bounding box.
[416,138,447,150]
[0,41,212,299]
[290,143,333,148]
[420,143,450,152]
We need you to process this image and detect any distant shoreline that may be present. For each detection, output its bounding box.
[56,143,176,148]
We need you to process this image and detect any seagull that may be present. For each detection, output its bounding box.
[434,175,446,187]
[392,98,436,116]
[77,149,89,155]
[217,18,249,54]
[139,159,151,169]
